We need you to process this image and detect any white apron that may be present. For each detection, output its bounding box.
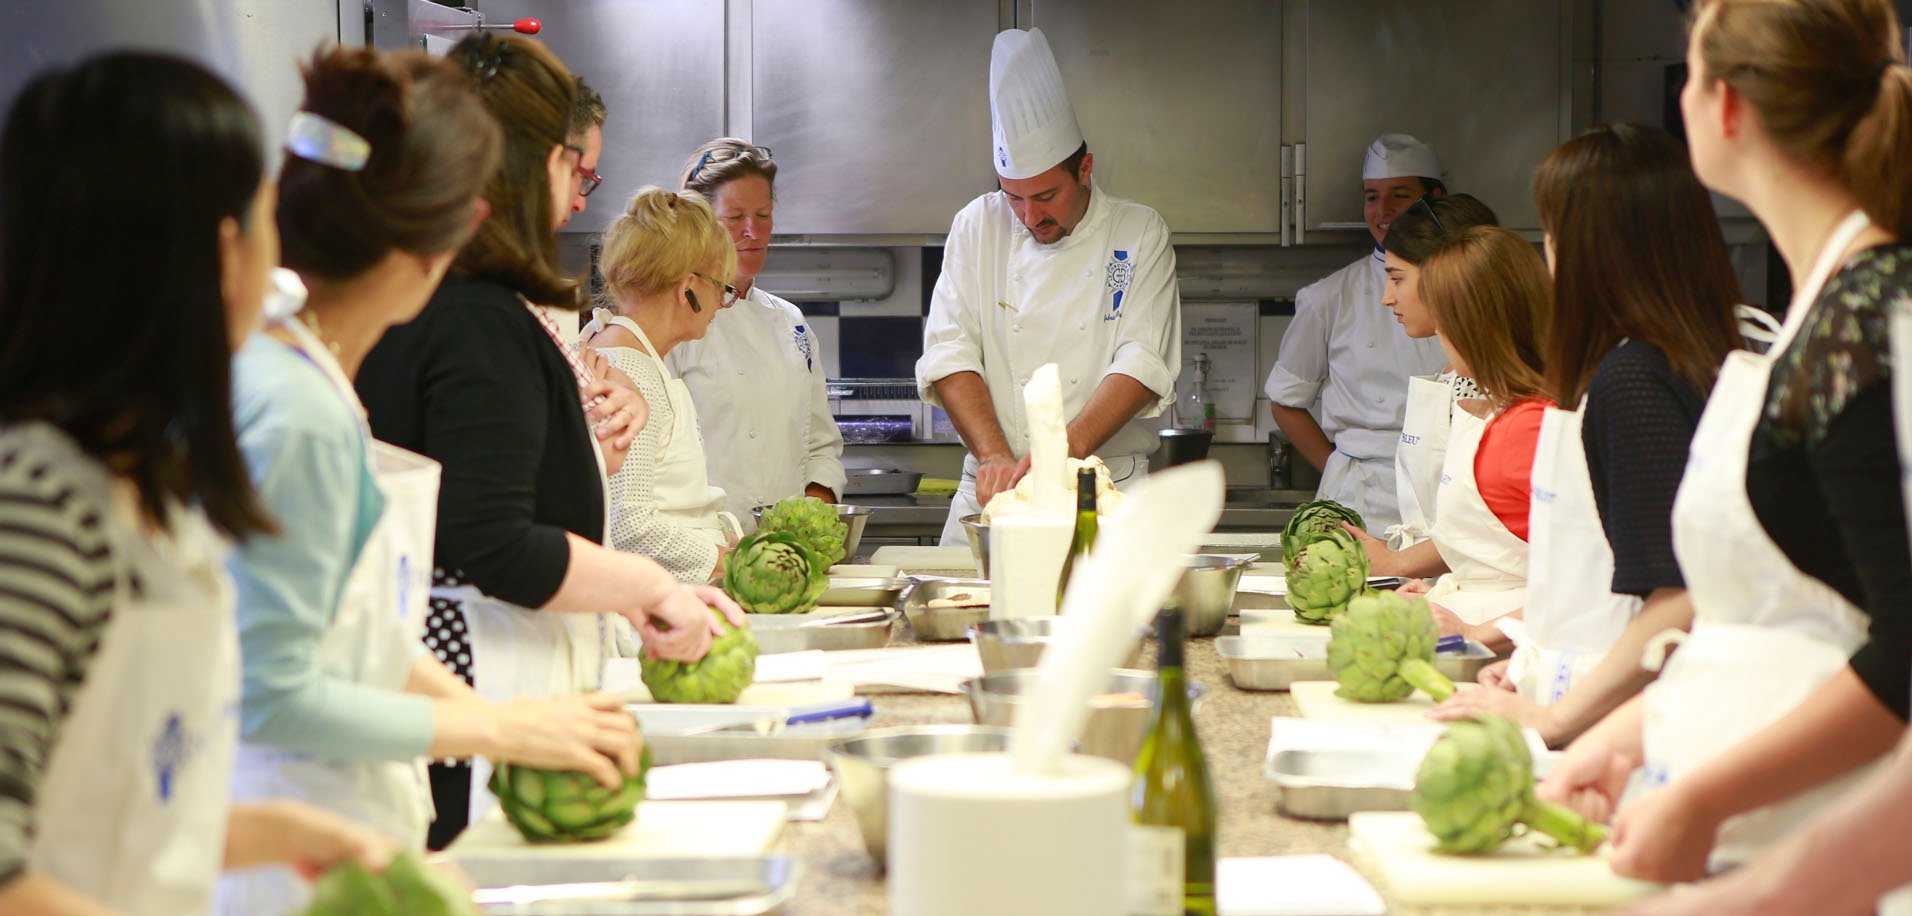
[1316,427,1406,537]
[941,452,1144,547]
[217,320,443,915]
[1643,211,1880,869]
[1508,399,1642,703]
[1427,405,1528,625]
[588,309,737,547]
[26,426,238,916]
[441,303,616,820]
[1387,374,1454,550]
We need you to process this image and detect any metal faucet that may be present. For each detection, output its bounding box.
[1267,431,1293,490]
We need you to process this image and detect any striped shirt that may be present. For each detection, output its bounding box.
[0,423,117,888]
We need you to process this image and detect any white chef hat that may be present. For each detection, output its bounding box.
[1362,133,1442,181]
[989,28,1083,180]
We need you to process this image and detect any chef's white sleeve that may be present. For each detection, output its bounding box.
[1102,214,1180,417]
[801,323,848,495]
[1264,282,1332,409]
[916,205,986,407]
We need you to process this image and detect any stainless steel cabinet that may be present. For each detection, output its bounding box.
[1295,0,1570,233]
[476,0,727,235]
[1029,0,1284,234]
[751,0,1000,236]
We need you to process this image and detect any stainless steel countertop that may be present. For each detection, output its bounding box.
[846,488,1317,532]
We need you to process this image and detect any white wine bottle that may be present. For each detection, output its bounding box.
[1129,607,1217,915]
[1055,467,1098,608]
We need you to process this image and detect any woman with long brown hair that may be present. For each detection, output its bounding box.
[1429,123,1747,746]
[1539,0,1912,897]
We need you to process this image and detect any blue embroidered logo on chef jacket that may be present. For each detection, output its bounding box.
[396,554,414,621]
[1439,473,1452,486]
[151,712,197,803]
[1400,433,1420,446]
[793,325,814,372]
[1533,488,1557,504]
[1104,250,1132,322]
[997,146,1009,169]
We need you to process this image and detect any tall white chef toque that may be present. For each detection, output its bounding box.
[989,28,1083,180]
[1362,132,1442,181]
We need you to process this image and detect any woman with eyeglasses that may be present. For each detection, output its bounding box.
[1427,124,1749,749]
[355,34,742,848]
[582,187,746,580]
[1537,0,1912,895]
[664,139,846,518]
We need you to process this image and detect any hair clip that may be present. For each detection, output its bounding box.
[285,111,370,171]
[465,34,509,83]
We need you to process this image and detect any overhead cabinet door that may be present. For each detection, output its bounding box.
[1029,0,1285,234]
[752,1,1000,236]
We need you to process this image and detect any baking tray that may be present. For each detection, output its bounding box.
[1216,635,1497,691]
[453,854,799,914]
[748,608,897,653]
[1267,748,1417,820]
[818,577,909,607]
[898,577,992,641]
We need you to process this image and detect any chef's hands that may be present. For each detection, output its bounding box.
[581,347,647,476]
[225,801,395,881]
[1340,522,1397,576]
[1607,783,1721,882]
[804,483,838,502]
[1537,733,1639,825]
[1427,601,1468,638]
[974,454,1031,508]
[1475,659,1516,692]
[1428,683,1563,746]
[1394,578,1432,598]
[490,691,643,788]
[634,584,746,663]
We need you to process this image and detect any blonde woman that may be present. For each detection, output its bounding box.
[585,187,740,582]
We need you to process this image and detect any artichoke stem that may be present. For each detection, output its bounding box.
[1398,657,1456,702]
[1521,797,1608,854]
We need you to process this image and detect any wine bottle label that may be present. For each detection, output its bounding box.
[1127,824,1185,916]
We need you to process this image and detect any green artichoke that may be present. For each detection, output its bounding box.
[1282,498,1367,565]
[1285,527,1369,624]
[303,851,476,915]
[1412,714,1606,855]
[640,607,759,703]
[725,531,829,615]
[1326,590,1455,701]
[489,742,655,844]
[757,496,848,567]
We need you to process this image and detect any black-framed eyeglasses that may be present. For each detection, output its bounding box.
[564,144,603,197]
[694,272,742,308]
[688,145,773,182]
[1409,194,1448,237]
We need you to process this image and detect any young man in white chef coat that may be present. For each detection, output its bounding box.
[1265,134,1450,533]
[916,27,1181,546]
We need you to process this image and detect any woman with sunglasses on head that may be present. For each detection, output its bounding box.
[0,51,392,914]
[355,34,742,848]
[1538,0,1912,894]
[583,187,744,581]
[219,48,646,914]
[664,139,846,519]
[1428,124,1748,748]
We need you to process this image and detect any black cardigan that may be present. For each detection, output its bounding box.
[357,275,602,609]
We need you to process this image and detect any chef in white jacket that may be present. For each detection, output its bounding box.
[916,27,1181,546]
[666,139,847,517]
[1265,134,1449,533]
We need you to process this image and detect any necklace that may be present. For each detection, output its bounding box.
[298,308,343,358]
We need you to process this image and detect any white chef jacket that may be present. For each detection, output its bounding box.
[1265,251,1447,526]
[916,183,1180,461]
[666,285,846,518]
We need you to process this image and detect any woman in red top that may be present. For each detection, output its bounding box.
[1350,225,1554,652]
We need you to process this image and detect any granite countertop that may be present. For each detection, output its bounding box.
[768,614,1605,916]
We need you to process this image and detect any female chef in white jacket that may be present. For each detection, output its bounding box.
[664,139,846,517]
[1539,0,1912,892]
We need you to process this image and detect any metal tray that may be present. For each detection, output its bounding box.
[1266,748,1417,820]
[843,467,923,495]
[646,717,871,766]
[818,576,909,608]
[451,854,799,914]
[898,577,992,641]
[748,608,898,653]
[1216,635,1497,691]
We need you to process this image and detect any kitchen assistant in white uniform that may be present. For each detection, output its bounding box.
[665,285,845,518]
[1266,136,1448,534]
[916,27,1181,546]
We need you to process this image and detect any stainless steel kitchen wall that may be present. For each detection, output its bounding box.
[2,0,345,156]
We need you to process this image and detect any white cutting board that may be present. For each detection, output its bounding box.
[1290,681,1473,724]
[622,679,855,707]
[1240,608,1332,636]
[448,800,786,859]
[1348,811,1659,907]
[869,545,977,573]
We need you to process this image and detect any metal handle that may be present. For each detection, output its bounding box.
[1293,142,1307,246]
